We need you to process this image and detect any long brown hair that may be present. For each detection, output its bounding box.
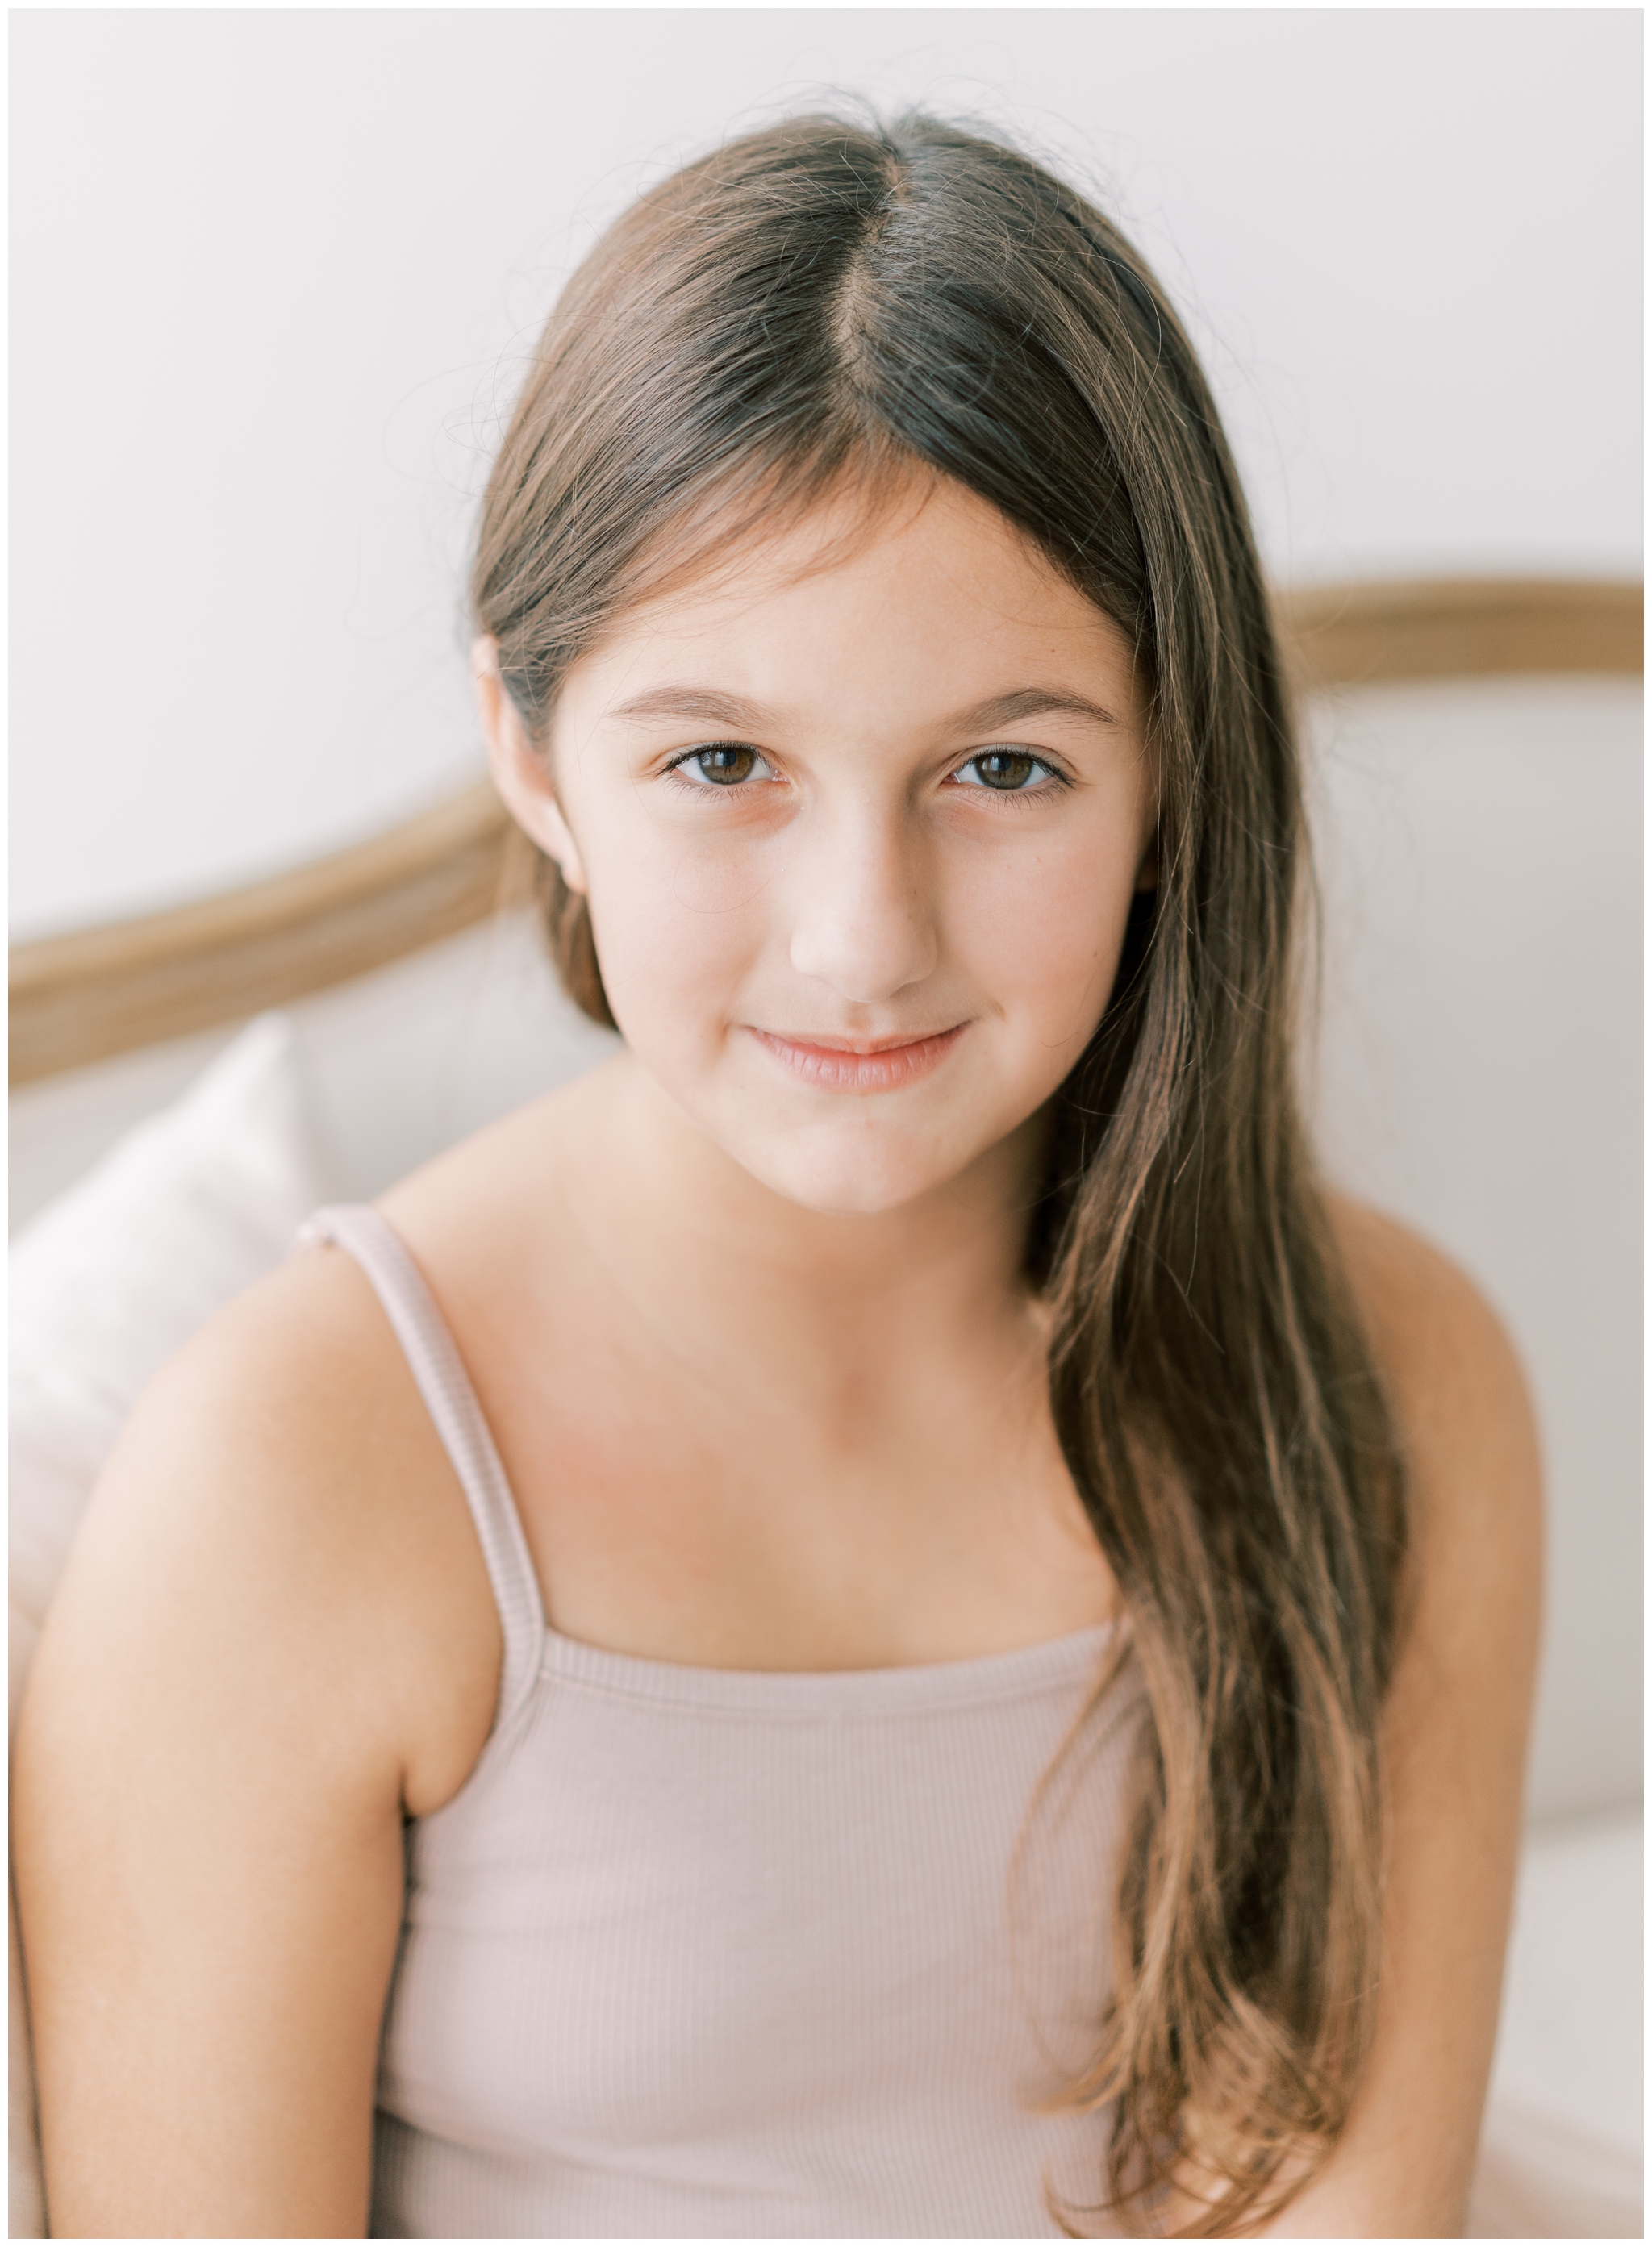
[471,112,1407,2235]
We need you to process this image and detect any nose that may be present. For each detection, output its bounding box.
[786,802,938,1005]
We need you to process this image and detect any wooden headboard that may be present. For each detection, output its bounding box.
[10,577,1642,1086]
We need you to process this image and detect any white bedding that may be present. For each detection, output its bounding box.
[1470,1813,1643,2235]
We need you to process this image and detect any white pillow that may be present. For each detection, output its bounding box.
[8,1011,325,2239]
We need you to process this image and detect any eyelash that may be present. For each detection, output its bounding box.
[661,744,1072,800]
[661,743,780,794]
[949,751,1069,798]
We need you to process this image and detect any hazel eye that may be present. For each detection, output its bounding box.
[672,743,774,786]
[952,749,1058,793]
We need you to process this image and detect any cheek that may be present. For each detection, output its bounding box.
[945,821,1143,1045]
[577,813,766,1046]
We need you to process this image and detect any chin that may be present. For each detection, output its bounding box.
[739,1124,977,1219]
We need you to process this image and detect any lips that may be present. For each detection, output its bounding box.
[747,1023,967,1093]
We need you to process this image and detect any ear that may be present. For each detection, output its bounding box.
[473,636,587,894]
[1133,815,1159,896]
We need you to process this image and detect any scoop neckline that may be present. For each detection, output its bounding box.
[536,1614,1120,1715]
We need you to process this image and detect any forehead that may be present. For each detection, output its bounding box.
[561,473,1142,726]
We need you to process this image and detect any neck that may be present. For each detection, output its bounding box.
[565,1055,1048,1381]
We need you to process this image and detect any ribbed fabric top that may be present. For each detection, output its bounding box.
[302,1204,1141,2240]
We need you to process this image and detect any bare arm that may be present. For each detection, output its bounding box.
[1262,1203,1544,2237]
[12,1249,499,2237]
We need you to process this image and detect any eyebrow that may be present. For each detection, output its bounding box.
[953,687,1123,732]
[608,687,767,729]
[607,685,1123,732]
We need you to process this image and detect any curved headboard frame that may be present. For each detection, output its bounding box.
[10,577,1642,1086]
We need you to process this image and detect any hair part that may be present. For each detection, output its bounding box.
[473,110,1407,2235]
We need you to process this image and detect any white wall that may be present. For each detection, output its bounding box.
[10,6,1642,939]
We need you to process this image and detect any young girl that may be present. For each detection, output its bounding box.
[15,113,1540,2238]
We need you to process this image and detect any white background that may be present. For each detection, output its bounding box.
[10,5,1642,940]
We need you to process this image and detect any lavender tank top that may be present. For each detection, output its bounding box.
[303,1205,1142,2240]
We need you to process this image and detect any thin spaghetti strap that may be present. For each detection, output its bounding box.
[298,1203,545,1736]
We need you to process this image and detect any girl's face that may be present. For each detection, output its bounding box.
[483,476,1156,1219]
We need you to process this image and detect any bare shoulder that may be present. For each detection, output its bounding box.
[13,1240,502,2233]
[1327,1194,1530,1412]
[1326,1194,1541,1553]
[1267,1211,1544,2231]
[1325,1192,1541,1781]
[26,1232,500,1816]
